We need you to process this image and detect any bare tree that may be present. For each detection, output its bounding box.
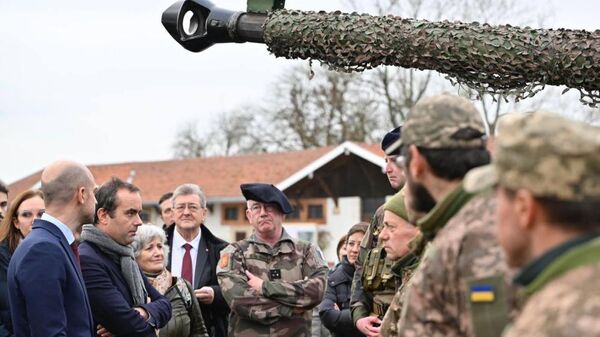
[172,122,207,158]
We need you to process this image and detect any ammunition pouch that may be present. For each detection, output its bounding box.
[371,291,396,319]
[362,247,396,291]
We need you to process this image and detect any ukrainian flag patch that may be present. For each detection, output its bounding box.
[470,284,495,302]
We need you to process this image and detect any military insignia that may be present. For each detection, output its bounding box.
[219,253,230,269]
[269,269,282,280]
[470,284,495,302]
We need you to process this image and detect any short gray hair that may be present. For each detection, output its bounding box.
[131,224,170,268]
[172,183,207,208]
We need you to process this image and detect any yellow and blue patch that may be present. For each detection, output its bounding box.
[470,284,495,302]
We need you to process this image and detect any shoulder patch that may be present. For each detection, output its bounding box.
[219,253,230,269]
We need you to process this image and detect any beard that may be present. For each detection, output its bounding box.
[406,175,436,214]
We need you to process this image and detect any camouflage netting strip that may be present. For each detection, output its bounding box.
[264,10,600,106]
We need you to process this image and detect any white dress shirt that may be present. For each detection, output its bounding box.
[40,213,75,244]
[170,228,202,285]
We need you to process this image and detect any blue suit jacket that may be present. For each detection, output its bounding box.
[79,240,171,337]
[7,219,94,337]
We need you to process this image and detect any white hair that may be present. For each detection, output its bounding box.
[131,224,170,268]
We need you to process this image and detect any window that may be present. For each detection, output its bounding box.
[361,197,385,222]
[235,231,247,241]
[224,206,238,220]
[307,205,324,219]
[287,205,301,220]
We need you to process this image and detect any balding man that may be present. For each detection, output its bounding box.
[8,160,97,337]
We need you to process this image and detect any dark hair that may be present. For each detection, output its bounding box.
[336,234,348,258]
[347,222,369,238]
[502,187,600,232]
[0,180,8,194]
[402,146,490,181]
[42,165,92,207]
[94,177,140,224]
[0,190,44,254]
[158,192,173,205]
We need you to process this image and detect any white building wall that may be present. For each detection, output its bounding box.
[321,197,362,264]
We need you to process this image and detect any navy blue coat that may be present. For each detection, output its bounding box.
[7,219,95,337]
[319,258,363,337]
[0,240,13,337]
[79,240,171,337]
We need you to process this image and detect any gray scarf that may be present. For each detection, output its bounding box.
[81,224,148,306]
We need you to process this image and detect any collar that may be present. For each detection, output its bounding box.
[416,183,475,240]
[515,232,600,296]
[173,226,201,250]
[41,213,75,244]
[249,228,295,250]
[391,252,419,277]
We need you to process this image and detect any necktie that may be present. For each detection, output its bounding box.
[182,243,193,284]
[71,242,80,266]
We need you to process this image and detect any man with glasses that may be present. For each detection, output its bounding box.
[217,183,329,337]
[166,183,229,337]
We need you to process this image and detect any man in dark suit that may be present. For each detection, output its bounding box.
[167,183,229,337]
[79,177,171,337]
[8,160,97,337]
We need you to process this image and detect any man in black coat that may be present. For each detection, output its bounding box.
[167,183,229,337]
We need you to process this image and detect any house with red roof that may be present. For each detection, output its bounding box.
[8,141,395,263]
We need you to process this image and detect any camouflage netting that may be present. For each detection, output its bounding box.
[264,10,600,106]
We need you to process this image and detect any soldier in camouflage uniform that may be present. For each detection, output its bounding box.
[377,191,421,337]
[387,94,512,337]
[216,183,328,337]
[351,127,405,337]
[464,112,600,337]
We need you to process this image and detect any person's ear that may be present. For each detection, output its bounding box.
[408,145,428,180]
[513,189,537,231]
[97,208,109,225]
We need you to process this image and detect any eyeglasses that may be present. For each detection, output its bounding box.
[248,203,278,214]
[18,209,45,220]
[174,203,202,213]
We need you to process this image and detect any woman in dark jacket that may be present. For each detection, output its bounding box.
[0,190,45,337]
[319,223,368,337]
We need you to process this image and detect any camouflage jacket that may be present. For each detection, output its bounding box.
[398,186,512,337]
[350,205,399,323]
[216,229,328,337]
[504,235,600,337]
[379,253,419,337]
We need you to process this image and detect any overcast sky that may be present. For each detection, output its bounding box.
[1,0,598,184]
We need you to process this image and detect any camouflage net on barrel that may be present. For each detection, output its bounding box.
[264,10,600,106]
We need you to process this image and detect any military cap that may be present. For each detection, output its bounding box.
[240,183,294,214]
[464,111,600,201]
[386,95,486,154]
[381,126,402,155]
[384,189,409,221]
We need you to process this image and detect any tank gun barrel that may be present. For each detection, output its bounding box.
[162,3,600,105]
[161,0,267,52]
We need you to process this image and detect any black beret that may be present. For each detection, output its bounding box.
[381,126,402,155]
[240,183,294,214]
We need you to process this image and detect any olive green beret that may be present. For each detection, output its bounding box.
[384,190,409,221]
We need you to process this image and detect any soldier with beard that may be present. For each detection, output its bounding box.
[389,95,512,337]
